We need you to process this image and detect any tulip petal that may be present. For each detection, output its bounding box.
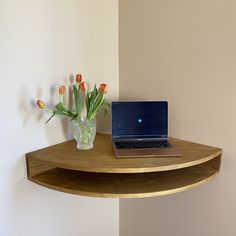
[76,74,82,83]
[59,85,66,95]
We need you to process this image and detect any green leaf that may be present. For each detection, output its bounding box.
[87,91,92,103]
[73,85,81,118]
[53,102,74,118]
[55,102,68,112]
[54,110,69,117]
[89,86,97,104]
[93,94,104,111]
[89,94,105,120]
[55,102,73,115]
[70,113,77,121]
[87,86,99,119]
[85,93,89,113]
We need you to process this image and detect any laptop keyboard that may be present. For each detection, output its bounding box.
[115,140,172,149]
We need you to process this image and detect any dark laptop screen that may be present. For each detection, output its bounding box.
[112,101,168,139]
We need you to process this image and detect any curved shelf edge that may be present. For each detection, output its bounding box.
[26,135,222,174]
[29,149,222,174]
[27,155,221,198]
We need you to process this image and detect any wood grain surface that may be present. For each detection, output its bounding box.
[26,134,222,173]
[28,156,221,198]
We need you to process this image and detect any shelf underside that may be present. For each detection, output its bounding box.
[28,156,221,198]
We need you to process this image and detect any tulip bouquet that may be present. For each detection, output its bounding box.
[36,74,108,123]
[36,74,109,149]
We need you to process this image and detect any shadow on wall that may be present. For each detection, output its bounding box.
[18,74,112,142]
[17,79,74,140]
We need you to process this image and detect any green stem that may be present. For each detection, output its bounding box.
[44,107,53,113]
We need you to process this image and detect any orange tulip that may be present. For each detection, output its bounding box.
[80,82,88,92]
[76,74,82,84]
[36,100,46,109]
[59,85,66,95]
[99,84,108,94]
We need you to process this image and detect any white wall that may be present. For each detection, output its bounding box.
[119,0,236,235]
[0,1,119,236]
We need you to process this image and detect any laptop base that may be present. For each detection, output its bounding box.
[112,141,182,158]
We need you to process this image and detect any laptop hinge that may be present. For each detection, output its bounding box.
[113,137,168,142]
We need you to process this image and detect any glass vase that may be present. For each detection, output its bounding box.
[72,118,96,150]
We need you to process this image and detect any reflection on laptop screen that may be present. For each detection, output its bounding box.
[112,101,168,139]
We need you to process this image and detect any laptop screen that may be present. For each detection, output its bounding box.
[112,101,168,139]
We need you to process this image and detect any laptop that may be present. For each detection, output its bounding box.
[111,101,182,158]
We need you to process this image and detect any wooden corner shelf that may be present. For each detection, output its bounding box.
[26,134,222,198]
